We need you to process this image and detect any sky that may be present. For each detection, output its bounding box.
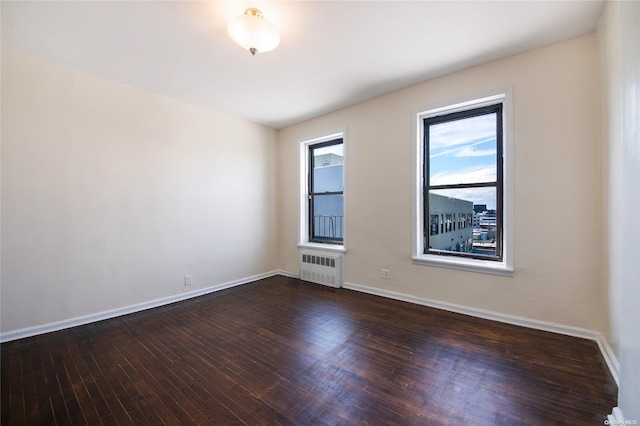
[428,113,498,210]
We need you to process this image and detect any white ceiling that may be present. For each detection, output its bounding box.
[2,1,604,129]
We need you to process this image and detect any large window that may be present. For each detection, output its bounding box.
[300,132,345,250]
[413,90,513,275]
[425,104,503,260]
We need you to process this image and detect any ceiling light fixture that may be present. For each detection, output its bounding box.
[227,8,280,56]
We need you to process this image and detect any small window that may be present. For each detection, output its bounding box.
[413,89,513,275]
[309,140,344,244]
[299,132,346,251]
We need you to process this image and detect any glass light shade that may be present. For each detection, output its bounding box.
[227,9,280,55]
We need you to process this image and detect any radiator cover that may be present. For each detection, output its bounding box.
[299,250,343,288]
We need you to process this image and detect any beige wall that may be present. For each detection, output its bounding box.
[1,50,278,332]
[598,0,623,365]
[598,0,640,420]
[278,35,602,331]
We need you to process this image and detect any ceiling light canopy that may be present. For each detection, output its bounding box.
[227,8,280,56]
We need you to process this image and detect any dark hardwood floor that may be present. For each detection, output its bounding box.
[1,275,617,425]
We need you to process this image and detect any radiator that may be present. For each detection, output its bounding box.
[300,250,343,288]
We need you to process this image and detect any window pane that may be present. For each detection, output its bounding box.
[428,188,497,257]
[312,194,343,241]
[313,144,343,193]
[430,187,497,212]
[429,113,497,186]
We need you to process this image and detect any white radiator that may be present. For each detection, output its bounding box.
[300,250,343,288]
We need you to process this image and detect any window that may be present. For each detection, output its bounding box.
[430,214,439,235]
[425,103,503,259]
[300,132,346,251]
[412,90,513,275]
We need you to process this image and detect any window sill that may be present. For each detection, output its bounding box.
[298,242,346,253]
[412,255,513,276]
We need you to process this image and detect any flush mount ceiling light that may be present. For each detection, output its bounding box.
[227,8,280,56]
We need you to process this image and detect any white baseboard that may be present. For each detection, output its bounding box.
[597,333,620,385]
[607,407,626,424]
[0,270,281,343]
[342,280,620,385]
[343,281,597,338]
[276,269,299,279]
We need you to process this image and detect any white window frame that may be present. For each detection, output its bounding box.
[299,130,347,253]
[412,89,513,276]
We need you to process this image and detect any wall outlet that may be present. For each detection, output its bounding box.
[184,275,192,286]
[380,269,390,279]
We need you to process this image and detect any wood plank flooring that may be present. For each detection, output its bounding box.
[1,275,617,425]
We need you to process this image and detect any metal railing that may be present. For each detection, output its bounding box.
[313,215,343,240]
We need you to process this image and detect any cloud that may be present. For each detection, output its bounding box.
[430,136,496,160]
[430,166,496,186]
[429,114,496,150]
[455,145,496,158]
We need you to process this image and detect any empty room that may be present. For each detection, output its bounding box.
[1,1,638,425]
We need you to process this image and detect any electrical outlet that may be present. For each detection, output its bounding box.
[380,269,390,279]
[184,275,192,286]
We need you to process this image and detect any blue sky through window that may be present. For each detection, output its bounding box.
[429,113,497,210]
